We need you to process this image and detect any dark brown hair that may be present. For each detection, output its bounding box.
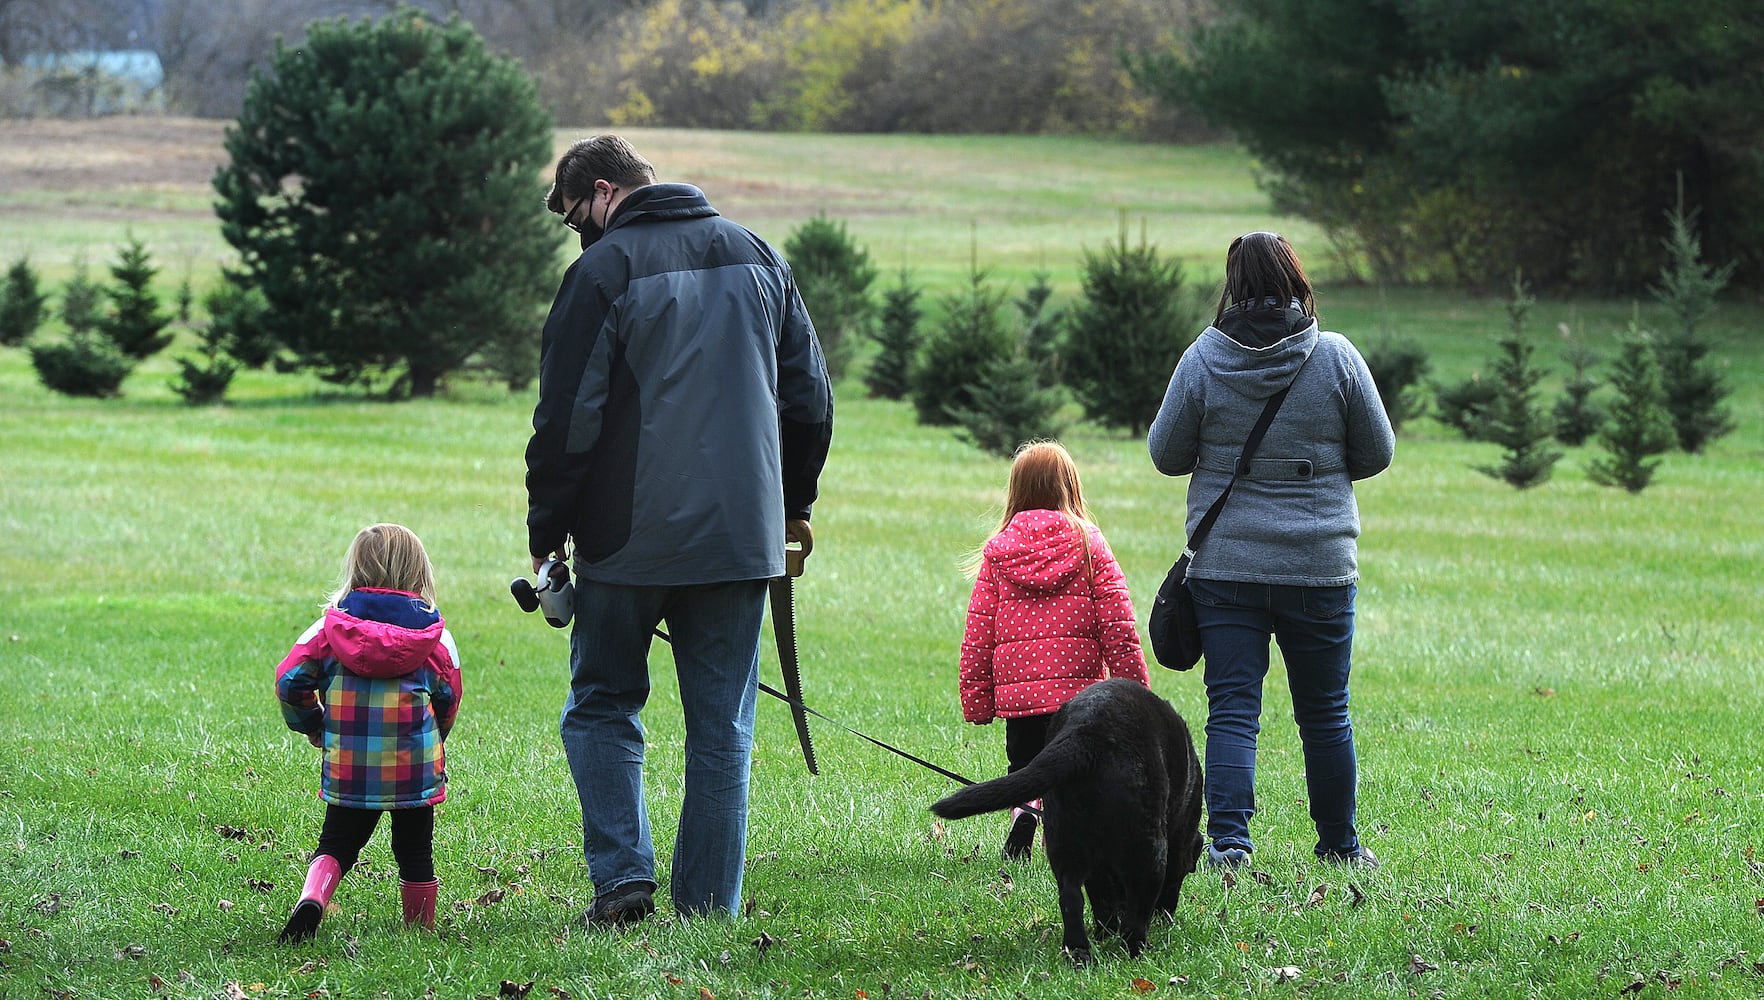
[1213,231,1316,325]
[545,134,657,214]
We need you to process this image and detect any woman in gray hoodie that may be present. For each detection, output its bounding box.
[1148,231,1395,869]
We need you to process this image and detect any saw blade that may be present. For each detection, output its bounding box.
[768,574,818,775]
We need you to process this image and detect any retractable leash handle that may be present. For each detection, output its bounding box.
[509,558,573,628]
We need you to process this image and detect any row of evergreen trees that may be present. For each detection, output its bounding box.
[1,241,275,405]
[1361,196,1735,495]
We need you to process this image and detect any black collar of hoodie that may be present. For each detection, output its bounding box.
[1217,298,1312,350]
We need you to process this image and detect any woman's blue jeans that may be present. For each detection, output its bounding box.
[560,576,765,916]
[1189,578,1362,858]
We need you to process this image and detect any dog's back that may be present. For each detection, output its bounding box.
[930,679,1203,963]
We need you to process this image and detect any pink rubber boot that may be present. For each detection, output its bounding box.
[279,855,343,943]
[400,878,438,930]
[1002,799,1042,861]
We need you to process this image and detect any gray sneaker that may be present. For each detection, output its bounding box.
[1205,844,1251,868]
[1319,846,1380,870]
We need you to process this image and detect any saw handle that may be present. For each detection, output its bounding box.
[785,519,813,578]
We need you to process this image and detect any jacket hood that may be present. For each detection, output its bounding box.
[984,509,1091,592]
[604,183,719,235]
[1197,301,1318,400]
[321,588,444,679]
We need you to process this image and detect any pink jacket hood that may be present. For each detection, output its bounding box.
[321,588,445,679]
[983,509,1091,592]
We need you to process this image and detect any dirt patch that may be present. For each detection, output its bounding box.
[0,117,228,197]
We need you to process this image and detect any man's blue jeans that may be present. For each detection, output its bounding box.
[561,576,765,916]
[1189,578,1363,859]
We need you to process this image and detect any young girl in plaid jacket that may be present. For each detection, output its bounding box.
[274,523,462,943]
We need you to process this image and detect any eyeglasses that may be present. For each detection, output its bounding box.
[561,195,591,234]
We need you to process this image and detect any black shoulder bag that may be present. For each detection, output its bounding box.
[1147,385,1293,670]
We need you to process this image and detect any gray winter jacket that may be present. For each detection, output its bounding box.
[525,183,834,586]
[1147,303,1394,587]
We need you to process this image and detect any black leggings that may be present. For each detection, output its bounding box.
[1004,714,1052,773]
[314,804,435,883]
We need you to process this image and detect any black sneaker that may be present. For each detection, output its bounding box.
[1001,811,1037,861]
[583,880,656,927]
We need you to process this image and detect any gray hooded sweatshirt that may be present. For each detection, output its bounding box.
[1147,303,1395,587]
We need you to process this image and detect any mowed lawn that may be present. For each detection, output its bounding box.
[1,122,1762,999]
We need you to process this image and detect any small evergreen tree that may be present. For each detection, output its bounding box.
[864,271,921,400]
[203,277,278,369]
[1017,271,1063,378]
[59,253,104,336]
[169,328,239,405]
[1551,318,1603,446]
[948,351,1069,458]
[1475,334,1563,489]
[30,330,136,397]
[1432,372,1497,440]
[1362,337,1430,432]
[1063,217,1203,436]
[1,255,50,346]
[98,237,173,359]
[909,267,1015,427]
[1475,274,1561,488]
[1587,320,1674,493]
[1650,187,1735,453]
[785,214,877,381]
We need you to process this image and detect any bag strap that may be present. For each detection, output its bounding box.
[1181,384,1293,565]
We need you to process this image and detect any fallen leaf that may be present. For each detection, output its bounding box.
[1408,954,1438,975]
[1167,976,1188,986]
[34,894,62,915]
[702,988,716,1000]
[752,931,776,954]
[477,865,500,878]
[1306,883,1328,907]
[1619,974,1646,994]
[664,975,683,986]
[248,879,275,893]
[223,984,249,1000]
[117,943,147,960]
[1251,871,1274,887]
[499,981,533,997]
[855,991,868,1000]
[149,973,167,992]
[219,899,235,912]
[547,989,573,1000]
[216,825,248,840]
[1754,898,1764,915]
[1533,686,1555,697]
[1272,966,1301,983]
[1347,883,1366,907]
[1220,870,1237,890]
[475,889,507,906]
[1130,977,1155,993]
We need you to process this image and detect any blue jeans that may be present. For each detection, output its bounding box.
[560,575,765,916]
[1189,578,1362,858]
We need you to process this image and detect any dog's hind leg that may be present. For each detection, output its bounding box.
[1056,873,1093,966]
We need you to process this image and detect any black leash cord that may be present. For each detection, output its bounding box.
[652,627,977,788]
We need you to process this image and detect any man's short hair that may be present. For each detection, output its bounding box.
[546,134,658,214]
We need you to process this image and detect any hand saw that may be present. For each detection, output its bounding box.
[768,520,818,775]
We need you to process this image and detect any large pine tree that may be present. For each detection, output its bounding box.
[213,9,556,396]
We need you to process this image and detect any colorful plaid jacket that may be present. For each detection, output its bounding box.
[275,588,462,810]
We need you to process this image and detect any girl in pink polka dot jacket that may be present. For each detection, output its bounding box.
[957,440,1149,860]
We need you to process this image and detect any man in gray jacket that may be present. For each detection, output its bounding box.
[526,135,833,924]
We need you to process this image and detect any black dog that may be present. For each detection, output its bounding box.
[930,678,1204,964]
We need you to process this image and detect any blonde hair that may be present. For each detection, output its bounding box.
[329,523,436,608]
[965,440,1094,577]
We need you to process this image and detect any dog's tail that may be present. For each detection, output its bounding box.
[929,728,1092,820]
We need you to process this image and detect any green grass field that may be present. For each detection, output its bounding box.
[2,123,1762,999]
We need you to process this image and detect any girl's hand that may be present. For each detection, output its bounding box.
[308,732,323,748]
